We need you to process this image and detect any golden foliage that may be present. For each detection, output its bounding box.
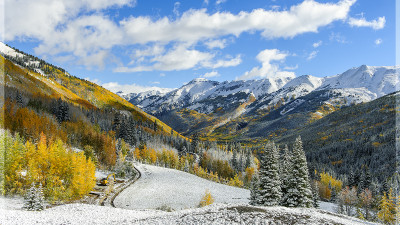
[2,132,96,202]
[199,189,214,207]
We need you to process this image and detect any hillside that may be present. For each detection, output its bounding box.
[0,42,177,136]
[0,43,191,202]
[275,91,397,184]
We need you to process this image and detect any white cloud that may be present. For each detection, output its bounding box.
[375,38,382,45]
[307,51,318,60]
[348,16,385,30]
[284,64,298,70]
[202,71,220,78]
[160,73,166,77]
[238,49,295,80]
[216,0,227,5]
[150,81,160,84]
[3,0,356,69]
[102,82,173,95]
[329,32,347,44]
[116,44,241,72]
[203,0,209,5]
[313,41,322,48]
[121,0,355,44]
[114,45,213,72]
[173,2,181,17]
[205,39,227,49]
[206,55,242,69]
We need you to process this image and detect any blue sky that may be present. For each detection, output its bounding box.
[2,0,394,93]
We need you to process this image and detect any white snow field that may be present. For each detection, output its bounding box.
[1,197,377,225]
[114,163,250,210]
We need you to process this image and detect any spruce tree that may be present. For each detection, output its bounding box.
[34,183,45,211]
[249,174,260,206]
[245,148,251,169]
[258,142,281,206]
[280,145,292,206]
[283,136,313,207]
[23,183,44,211]
[231,149,238,172]
[23,184,37,211]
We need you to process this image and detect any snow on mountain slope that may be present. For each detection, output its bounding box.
[0,42,24,58]
[126,65,398,116]
[321,65,398,98]
[114,163,250,210]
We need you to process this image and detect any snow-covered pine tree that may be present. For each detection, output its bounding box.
[258,141,281,206]
[34,183,45,211]
[231,149,238,172]
[280,145,292,207]
[283,136,313,208]
[249,174,260,206]
[23,183,37,211]
[311,180,320,208]
[23,183,44,211]
[245,148,251,169]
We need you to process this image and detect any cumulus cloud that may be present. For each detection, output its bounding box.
[205,55,242,69]
[205,39,227,49]
[116,44,241,72]
[202,71,220,78]
[375,38,382,45]
[348,16,385,30]
[3,0,357,69]
[121,0,355,44]
[238,49,295,80]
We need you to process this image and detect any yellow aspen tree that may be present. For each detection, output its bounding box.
[199,189,214,207]
[378,190,395,224]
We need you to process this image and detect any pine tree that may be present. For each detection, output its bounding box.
[280,145,292,206]
[245,148,251,169]
[16,91,23,106]
[23,183,37,211]
[23,183,44,211]
[311,181,320,208]
[34,183,45,211]
[249,174,260,206]
[231,149,238,172]
[258,142,281,206]
[283,136,313,208]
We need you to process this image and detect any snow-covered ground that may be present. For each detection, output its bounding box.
[319,201,338,214]
[114,163,250,210]
[1,197,378,225]
[1,164,379,224]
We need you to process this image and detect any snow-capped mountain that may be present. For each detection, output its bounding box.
[126,65,398,115]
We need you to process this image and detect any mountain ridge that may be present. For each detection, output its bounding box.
[121,64,398,138]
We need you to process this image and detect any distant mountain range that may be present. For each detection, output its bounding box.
[121,65,398,139]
